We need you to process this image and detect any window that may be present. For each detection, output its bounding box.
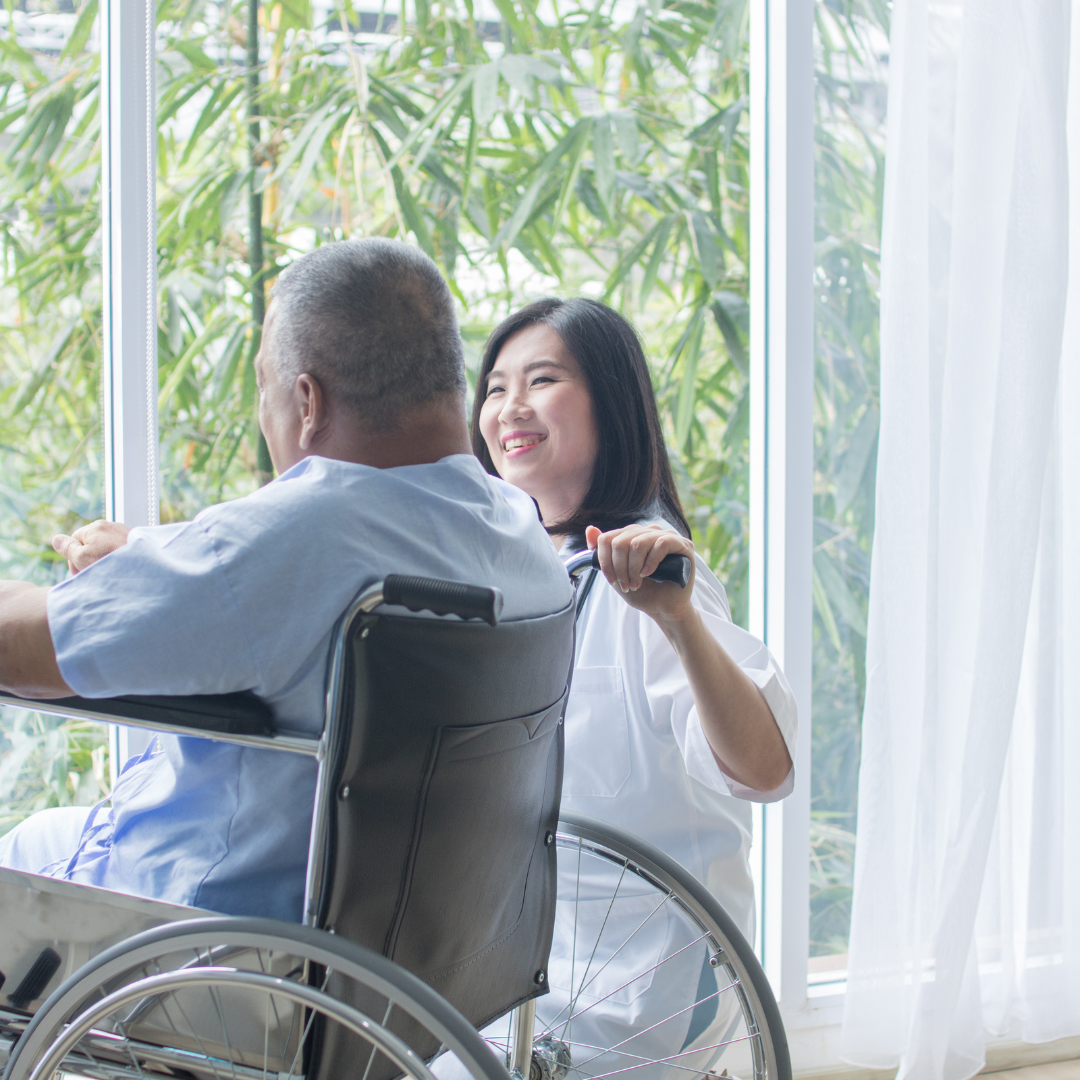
[0,0,110,823]
[809,0,887,978]
[1,0,886,1062]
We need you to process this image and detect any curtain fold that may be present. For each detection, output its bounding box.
[840,1,1079,1077]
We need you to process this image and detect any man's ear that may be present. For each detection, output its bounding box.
[295,373,330,450]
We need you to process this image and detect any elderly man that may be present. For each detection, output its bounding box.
[0,238,572,920]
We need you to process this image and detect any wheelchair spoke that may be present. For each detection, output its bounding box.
[569,984,731,1072]
[359,999,395,1080]
[282,964,332,1080]
[568,838,583,1042]
[561,933,716,1029]
[164,980,231,1080]
[564,1030,762,1080]
[544,858,629,1041]
[558,1036,746,1079]
[208,984,241,1080]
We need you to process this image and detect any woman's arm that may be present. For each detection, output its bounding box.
[587,524,793,793]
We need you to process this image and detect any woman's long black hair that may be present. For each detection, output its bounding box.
[470,297,691,545]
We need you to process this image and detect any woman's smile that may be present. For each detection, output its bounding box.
[502,431,547,456]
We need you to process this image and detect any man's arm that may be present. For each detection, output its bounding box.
[0,582,73,698]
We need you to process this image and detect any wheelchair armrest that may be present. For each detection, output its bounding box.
[0,690,276,739]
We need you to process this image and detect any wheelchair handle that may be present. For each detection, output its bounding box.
[563,549,692,588]
[382,575,504,625]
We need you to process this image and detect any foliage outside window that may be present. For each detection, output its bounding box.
[1,0,752,832]
[809,0,887,958]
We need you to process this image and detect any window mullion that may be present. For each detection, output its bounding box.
[748,0,815,1014]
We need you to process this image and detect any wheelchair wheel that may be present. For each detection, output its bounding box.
[491,814,790,1080]
[3,917,508,1080]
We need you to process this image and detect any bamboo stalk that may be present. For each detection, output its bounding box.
[247,0,273,482]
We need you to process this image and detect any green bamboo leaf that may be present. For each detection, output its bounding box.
[675,311,704,449]
[812,563,843,652]
[211,324,249,404]
[159,314,228,410]
[639,214,674,306]
[689,209,723,288]
[592,114,615,213]
[833,404,879,515]
[179,81,243,168]
[814,549,866,637]
[710,293,748,375]
[472,62,500,129]
[392,165,435,257]
[278,108,341,222]
[165,287,183,357]
[551,119,592,235]
[12,317,79,413]
[276,0,312,33]
[613,111,639,164]
[174,41,216,71]
[267,99,337,183]
[488,0,531,47]
[723,383,749,449]
[388,69,475,179]
[602,225,656,300]
[61,0,98,59]
[494,121,583,253]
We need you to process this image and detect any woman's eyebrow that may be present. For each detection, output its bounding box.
[524,359,568,372]
[486,359,567,382]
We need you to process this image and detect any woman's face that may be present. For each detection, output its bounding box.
[478,323,599,524]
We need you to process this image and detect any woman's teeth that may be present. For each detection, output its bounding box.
[505,436,543,450]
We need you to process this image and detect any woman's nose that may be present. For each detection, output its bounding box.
[500,387,533,423]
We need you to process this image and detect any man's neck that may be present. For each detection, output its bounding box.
[309,397,472,470]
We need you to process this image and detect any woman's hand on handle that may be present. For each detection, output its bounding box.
[587,523,793,794]
[586,524,696,620]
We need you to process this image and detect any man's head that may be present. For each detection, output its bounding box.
[255,238,468,473]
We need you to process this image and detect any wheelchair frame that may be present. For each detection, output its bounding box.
[0,570,790,1080]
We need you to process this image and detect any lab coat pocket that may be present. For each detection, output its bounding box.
[562,666,631,798]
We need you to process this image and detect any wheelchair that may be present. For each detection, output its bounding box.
[0,564,789,1080]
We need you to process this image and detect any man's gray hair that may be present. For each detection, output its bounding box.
[268,238,466,430]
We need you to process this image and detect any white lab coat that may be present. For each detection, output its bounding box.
[530,528,799,1079]
[561,528,798,940]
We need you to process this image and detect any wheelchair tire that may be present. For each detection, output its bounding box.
[3,917,509,1080]
[491,814,791,1080]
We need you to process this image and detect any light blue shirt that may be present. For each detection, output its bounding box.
[46,454,572,920]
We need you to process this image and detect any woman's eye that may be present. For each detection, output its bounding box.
[531,376,555,387]
[485,384,504,398]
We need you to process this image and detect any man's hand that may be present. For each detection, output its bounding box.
[52,520,131,574]
[0,581,72,698]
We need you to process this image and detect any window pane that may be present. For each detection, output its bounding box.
[810,0,889,967]
[154,0,753,613]
[0,0,109,833]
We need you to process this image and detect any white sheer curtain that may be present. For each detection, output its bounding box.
[840,1,1080,1078]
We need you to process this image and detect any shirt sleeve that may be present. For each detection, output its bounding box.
[639,564,798,803]
[46,519,260,699]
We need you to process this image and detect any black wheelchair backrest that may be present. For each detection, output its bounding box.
[311,587,575,1076]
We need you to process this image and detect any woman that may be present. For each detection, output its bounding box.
[473,297,797,1075]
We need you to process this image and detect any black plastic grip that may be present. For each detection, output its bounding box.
[646,553,692,587]
[564,549,692,588]
[382,575,504,626]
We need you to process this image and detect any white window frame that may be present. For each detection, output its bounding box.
[748,0,818,1018]
[101,0,159,774]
